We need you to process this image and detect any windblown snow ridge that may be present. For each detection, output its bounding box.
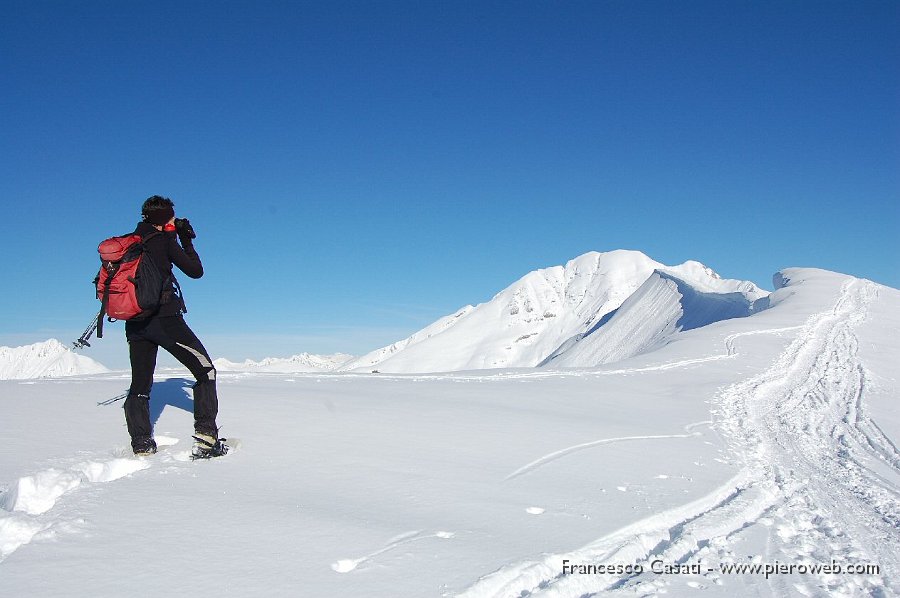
[0,339,109,380]
[341,250,769,373]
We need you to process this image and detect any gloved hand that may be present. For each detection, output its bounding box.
[174,218,196,240]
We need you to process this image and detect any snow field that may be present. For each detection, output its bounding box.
[0,363,740,596]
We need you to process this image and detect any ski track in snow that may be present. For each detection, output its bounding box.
[458,279,899,597]
[0,435,185,563]
[505,421,712,481]
[331,530,456,573]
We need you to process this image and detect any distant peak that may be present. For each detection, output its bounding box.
[1,338,109,380]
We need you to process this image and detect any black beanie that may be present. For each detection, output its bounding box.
[142,196,175,226]
[144,206,174,226]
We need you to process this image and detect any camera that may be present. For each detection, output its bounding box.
[174,218,196,239]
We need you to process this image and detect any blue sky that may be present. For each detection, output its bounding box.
[2,0,897,367]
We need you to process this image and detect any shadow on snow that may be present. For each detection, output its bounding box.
[148,377,195,427]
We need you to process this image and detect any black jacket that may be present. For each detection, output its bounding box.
[133,221,203,317]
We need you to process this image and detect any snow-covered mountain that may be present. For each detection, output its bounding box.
[0,339,109,380]
[214,352,354,373]
[340,250,768,373]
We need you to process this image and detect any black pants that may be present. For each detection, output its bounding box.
[124,315,218,443]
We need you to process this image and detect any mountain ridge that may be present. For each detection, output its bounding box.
[214,352,354,373]
[340,250,768,373]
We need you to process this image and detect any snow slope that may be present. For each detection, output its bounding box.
[341,250,767,373]
[0,267,897,597]
[0,339,109,380]
[544,270,768,367]
[214,352,354,373]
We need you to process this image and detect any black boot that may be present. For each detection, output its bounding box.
[132,436,158,456]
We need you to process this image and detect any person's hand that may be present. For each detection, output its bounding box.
[175,217,196,240]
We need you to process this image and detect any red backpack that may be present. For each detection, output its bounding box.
[93,231,168,339]
[73,231,182,349]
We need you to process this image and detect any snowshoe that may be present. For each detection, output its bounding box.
[191,431,229,460]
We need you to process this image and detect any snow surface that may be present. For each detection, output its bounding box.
[0,339,108,380]
[1,266,898,597]
[340,250,768,373]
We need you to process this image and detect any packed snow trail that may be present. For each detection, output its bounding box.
[715,279,898,595]
[0,436,187,563]
[458,278,898,597]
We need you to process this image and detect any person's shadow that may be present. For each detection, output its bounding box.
[148,377,195,427]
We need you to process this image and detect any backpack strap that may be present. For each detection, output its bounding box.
[96,261,123,339]
[94,307,105,340]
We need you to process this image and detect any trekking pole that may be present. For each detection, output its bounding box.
[98,392,127,406]
[72,311,101,350]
